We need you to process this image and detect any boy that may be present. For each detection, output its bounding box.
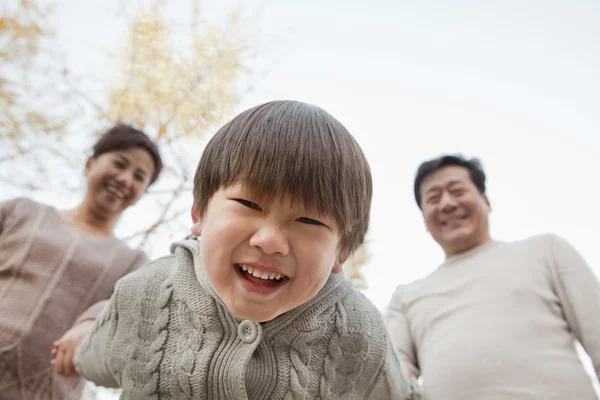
[72,101,411,399]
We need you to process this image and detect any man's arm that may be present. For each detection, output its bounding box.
[549,234,600,378]
[384,285,420,379]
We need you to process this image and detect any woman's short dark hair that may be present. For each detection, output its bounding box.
[414,154,486,209]
[92,124,163,184]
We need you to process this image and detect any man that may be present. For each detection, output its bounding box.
[386,154,600,399]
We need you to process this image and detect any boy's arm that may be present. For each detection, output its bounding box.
[384,285,420,378]
[367,334,418,400]
[549,234,600,379]
[73,293,121,388]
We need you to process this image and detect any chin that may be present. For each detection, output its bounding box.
[441,235,470,250]
[233,307,282,323]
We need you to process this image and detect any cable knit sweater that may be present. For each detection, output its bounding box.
[0,198,147,400]
[74,239,411,399]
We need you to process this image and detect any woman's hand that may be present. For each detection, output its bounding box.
[51,319,95,376]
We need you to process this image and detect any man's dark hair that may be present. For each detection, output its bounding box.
[414,154,486,209]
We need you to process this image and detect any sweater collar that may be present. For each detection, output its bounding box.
[170,238,351,333]
[442,239,498,266]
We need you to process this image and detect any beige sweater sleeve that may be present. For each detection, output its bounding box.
[74,292,120,388]
[385,285,420,379]
[367,332,416,400]
[549,234,600,378]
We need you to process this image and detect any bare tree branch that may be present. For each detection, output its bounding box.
[136,178,188,248]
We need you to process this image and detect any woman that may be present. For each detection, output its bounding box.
[0,124,163,399]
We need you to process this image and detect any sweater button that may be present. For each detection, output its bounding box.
[238,320,258,343]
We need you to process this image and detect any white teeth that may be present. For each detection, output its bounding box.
[105,184,125,199]
[239,264,284,281]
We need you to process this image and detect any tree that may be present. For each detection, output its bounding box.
[0,0,260,258]
[103,3,260,256]
[1,0,369,282]
[1,0,97,194]
[344,243,369,290]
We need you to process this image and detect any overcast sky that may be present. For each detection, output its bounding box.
[6,0,600,396]
[47,0,600,307]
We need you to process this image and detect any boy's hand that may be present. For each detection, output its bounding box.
[51,319,95,376]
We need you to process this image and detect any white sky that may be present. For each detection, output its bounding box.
[5,0,600,397]
[32,0,600,310]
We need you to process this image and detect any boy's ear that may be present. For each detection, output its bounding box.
[190,203,203,237]
[331,250,350,274]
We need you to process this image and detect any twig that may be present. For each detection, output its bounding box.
[134,178,189,248]
[122,206,189,242]
[146,185,193,195]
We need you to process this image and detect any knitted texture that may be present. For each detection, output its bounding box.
[286,328,323,399]
[0,198,147,400]
[170,299,205,399]
[76,239,410,399]
[386,235,600,399]
[320,298,371,397]
[120,274,172,400]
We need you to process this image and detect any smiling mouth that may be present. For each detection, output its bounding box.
[104,183,127,200]
[235,263,289,287]
[442,216,468,226]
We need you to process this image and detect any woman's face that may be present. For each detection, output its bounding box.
[84,147,155,217]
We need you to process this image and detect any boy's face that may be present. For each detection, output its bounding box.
[191,182,345,322]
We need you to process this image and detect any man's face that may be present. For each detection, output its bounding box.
[420,166,491,257]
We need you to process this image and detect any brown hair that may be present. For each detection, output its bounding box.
[193,100,372,253]
[92,124,163,184]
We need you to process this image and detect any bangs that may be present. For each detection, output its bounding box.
[230,115,347,217]
[194,101,372,251]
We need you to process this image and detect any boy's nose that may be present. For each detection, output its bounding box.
[249,224,289,256]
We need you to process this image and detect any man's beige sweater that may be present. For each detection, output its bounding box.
[386,234,600,399]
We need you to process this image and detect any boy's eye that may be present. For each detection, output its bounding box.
[114,160,126,169]
[235,199,262,211]
[296,217,325,226]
